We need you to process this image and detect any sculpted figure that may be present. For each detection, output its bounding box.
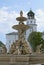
[36,44,42,54]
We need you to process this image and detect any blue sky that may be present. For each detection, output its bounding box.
[0,0,44,44]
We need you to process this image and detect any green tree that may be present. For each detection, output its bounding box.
[0,41,7,52]
[28,32,43,52]
[0,41,5,47]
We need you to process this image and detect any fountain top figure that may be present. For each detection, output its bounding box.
[16,11,27,22]
[20,10,23,17]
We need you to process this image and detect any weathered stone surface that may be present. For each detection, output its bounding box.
[0,54,44,65]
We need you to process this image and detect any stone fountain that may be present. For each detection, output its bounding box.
[0,11,44,65]
[9,11,32,54]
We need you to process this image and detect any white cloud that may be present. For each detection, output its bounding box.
[0,6,27,34]
[35,9,44,32]
[27,1,31,5]
[1,6,9,10]
[0,6,20,34]
[0,6,27,43]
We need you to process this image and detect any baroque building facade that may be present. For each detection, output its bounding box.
[6,10,37,52]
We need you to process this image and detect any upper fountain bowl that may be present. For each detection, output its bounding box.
[16,11,27,22]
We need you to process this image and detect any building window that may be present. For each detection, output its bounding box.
[31,21,32,23]
[30,29,32,32]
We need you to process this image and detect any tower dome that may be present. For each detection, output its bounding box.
[27,10,35,19]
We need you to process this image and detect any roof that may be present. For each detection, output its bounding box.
[27,10,35,16]
[6,32,18,35]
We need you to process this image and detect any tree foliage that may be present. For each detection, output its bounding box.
[0,41,7,52]
[0,41,5,47]
[28,32,44,51]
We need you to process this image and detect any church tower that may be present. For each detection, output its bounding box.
[26,10,37,40]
